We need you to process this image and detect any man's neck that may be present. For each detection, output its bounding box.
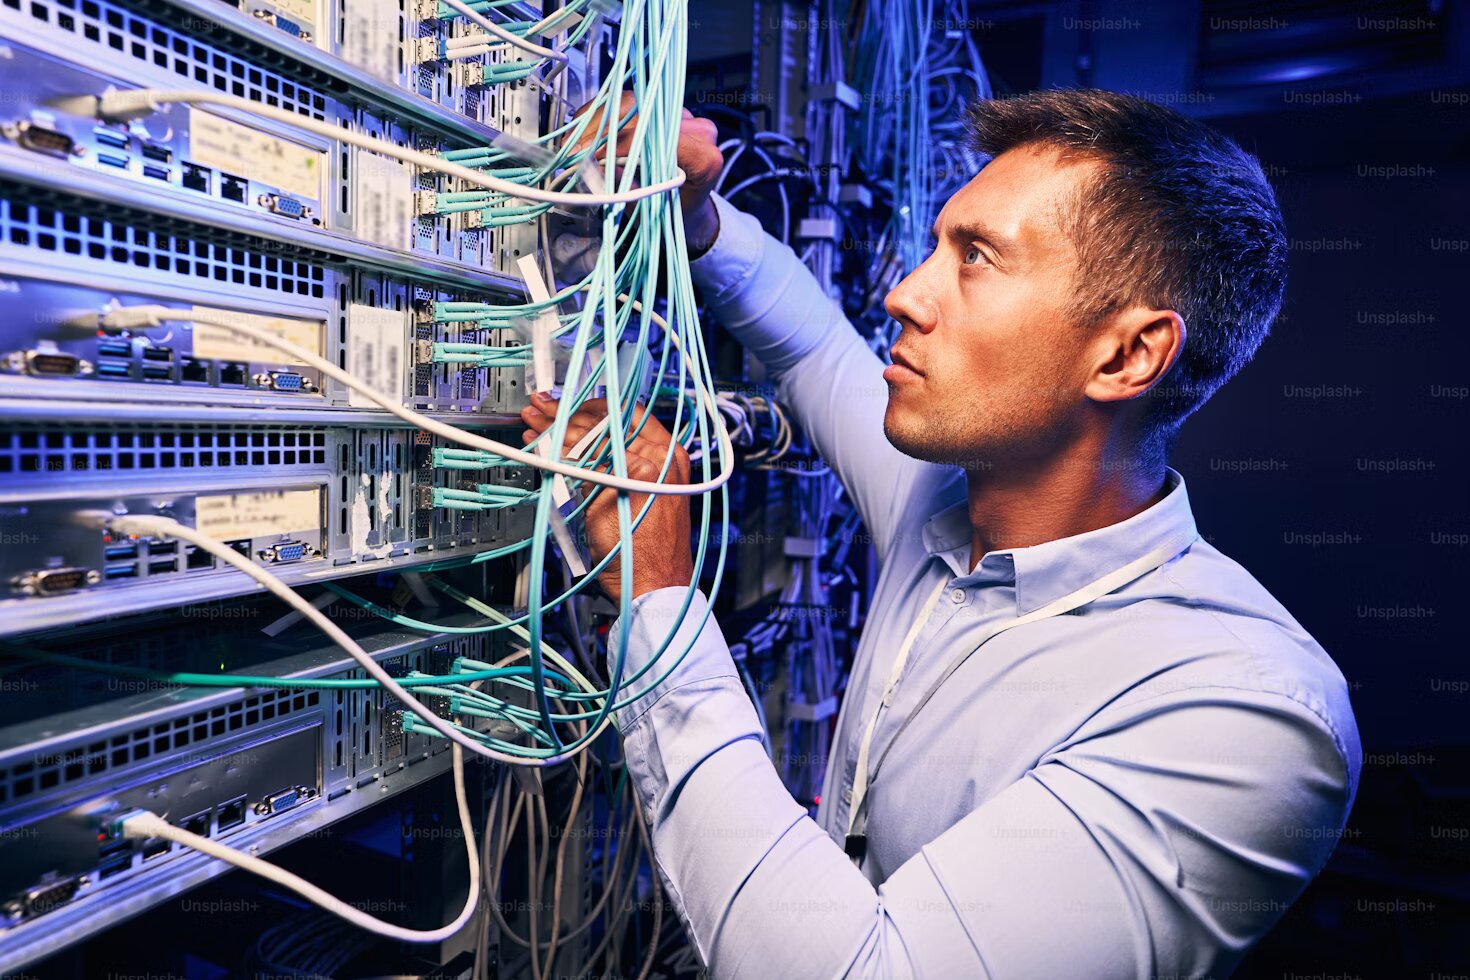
[965,445,1168,572]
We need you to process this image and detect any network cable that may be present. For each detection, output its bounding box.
[113,737,479,943]
[90,304,734,498]
[59,90,681,207]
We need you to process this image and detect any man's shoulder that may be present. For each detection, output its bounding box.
[1105,537,1360,770]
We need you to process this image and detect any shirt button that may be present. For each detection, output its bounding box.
[950,588,966,604]
[842,788,853,804]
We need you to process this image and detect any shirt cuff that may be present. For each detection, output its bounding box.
[605,586,738,730]
[687,193,766,302]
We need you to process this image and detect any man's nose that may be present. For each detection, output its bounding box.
[883,261,939,334]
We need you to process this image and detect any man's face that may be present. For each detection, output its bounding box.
[881,144,1100,468]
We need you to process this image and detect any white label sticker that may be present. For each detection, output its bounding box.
[191,306,323,366]
[196,488,322,541]
[188,109,324,201]
[354,153,413,250]
[346,304,405,408]
[341,0,402,83]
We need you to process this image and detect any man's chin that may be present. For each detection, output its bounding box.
[884,409,992,469]
[882,410,939,462]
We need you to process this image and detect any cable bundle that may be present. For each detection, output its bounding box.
[6,0,739,957]
[846,0,991,341]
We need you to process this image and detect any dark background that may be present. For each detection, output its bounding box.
[690,0,1470,974]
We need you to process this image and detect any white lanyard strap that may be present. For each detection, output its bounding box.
[845,577,949,848]
[843,541,1188,857]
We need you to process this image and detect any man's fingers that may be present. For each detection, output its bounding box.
[681,116,718,142]
[519,398,678,468]
[570,91,637,156]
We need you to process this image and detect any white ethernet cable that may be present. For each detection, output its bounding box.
[90,305,735,498]
[61,89,679,208]
[439,0,569,64]
[76,512,612,768]
[115,739,479,943]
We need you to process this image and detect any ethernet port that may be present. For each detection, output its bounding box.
[226,539,252,559]
[185,546,214,570]
[182,162,210,193]
[220,172,247,203]
[141,837,170,861]
[181,357,209,383]
[219,362,247,386]
[178,810,211,838]
[216,796,247,832]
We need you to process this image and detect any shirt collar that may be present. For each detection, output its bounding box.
[921,467,1200,615]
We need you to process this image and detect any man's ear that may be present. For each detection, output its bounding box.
[1084,307,1186,404]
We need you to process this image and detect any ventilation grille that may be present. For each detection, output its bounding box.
[0,687,320,805]
[0,190,329,298]
[0,423,329,475]
[1,0,326,119]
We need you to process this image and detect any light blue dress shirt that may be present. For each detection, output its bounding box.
[606,194,1361,979]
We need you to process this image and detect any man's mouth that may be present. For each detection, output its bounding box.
[883,347,923,383]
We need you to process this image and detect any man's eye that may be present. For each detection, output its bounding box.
[963,245,987,266]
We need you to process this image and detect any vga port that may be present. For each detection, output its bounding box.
[259,193,310,219]
[252,371,314,392]
[259,540,309,563]
[251,9,311,40]
[11,567,100,596]
[253,785,316,816]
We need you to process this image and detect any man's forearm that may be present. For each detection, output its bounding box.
[607,588,903,977]
[687,193,833,377]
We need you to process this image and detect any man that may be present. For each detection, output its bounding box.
[522,89,1360,978]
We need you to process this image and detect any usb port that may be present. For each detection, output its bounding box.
[97,340,131,358]
[97,152,129,169]
[99,838,132,860]
[93,127,130,150]
[96,362,130,378]
[141,837,169,861]
[104,564,138,580]
[142,346,173,362]
[143,164,170,181]
[147,558,177,576]
[141,365,171,381]
[98,854,133,880]
[104,543,140,561]
[141,143,171,163]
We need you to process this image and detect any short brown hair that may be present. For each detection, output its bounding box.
[965,89,1288,448]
